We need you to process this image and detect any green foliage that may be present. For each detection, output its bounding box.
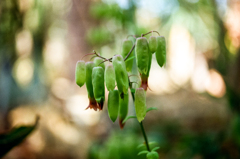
[87,131,146,159]
[0,116,39,157]
[122,116,137,124]
[146,151,159,159]
[146,107,158,113]
[138,150,148,155]
[87,27,112,46]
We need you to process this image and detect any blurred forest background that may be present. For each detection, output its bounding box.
[0,0,240,158]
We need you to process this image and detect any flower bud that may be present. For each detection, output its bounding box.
[92,66,105,110]
[135,37,150,75]
[156,36,166,67]
[119,92,128,129]
[108,90,119,122]
[85,62,99,111]
[112,55,129,98]
[121,39,134,72]
[135,88,147,122]
[140,51,152,91]
[105,64,116,91]
[149,36,157,54]
[94,57,105,70]
[75,60,86,87]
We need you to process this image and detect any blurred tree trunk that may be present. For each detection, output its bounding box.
[67,0,96,80]
[211,0,240,112]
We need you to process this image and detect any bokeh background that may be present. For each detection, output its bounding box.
[1,0,240,158]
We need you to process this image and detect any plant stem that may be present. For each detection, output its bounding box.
[140,121,150,151]
[131,91,151,151]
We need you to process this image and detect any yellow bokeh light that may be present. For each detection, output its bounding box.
[12,57,34,87]
[205,69,226,98]
[15,29,33,57]
[168,25,195,86]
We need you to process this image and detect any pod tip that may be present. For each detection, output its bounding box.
[86,98,99,111]
[119,118,125,129]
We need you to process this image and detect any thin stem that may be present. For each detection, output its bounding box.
[127,35,137,39]
[140,121,150,151]
[93,50,111,62]
[124,44,135,61]
[142,30,160,37]
[81,53,96,60]
[130,90,151,152]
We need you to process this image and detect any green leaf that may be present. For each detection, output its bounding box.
[146,107,158,113]
[137,143,146,149]
[152,147,160,151]
[122,116,136,124]
[0,116,39,158]
[125,56,135,62]
[137,150,149,156]
[147,151,159,159]
[149,142,158,145]
[138,142,159,150]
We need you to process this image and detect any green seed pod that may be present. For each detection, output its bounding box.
[140,52,152,91]
[135,88,147,122]
[149,36,157,54]
[112,55,129,98]
[147,151,159,159]
[155,36,166,67]
[119,92,128,129]
[121,39,134,72]
[108,90,119,122]
[75,60,86,87]
[105,64,116,91]
[92,66,105,110]
[85,62,99,111]
[94,57,105,70]
[135,37,150,75]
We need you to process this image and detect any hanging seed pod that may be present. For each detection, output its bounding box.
[92,66,105,110]
[112,55,129,98]
[135,88,147,122]
[105,64,116,91]
[75,60,86,87]
[121,39,134,72]
[94,57,105,70]
[119,92,128,129]
[85,62,99,111]
[149,36,157,54]
[108,90,119,122]
[135,37,150,75]
[156,36,166,67]
[140,52,152,91]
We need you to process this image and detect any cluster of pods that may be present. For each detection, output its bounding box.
[75,32,166,128]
